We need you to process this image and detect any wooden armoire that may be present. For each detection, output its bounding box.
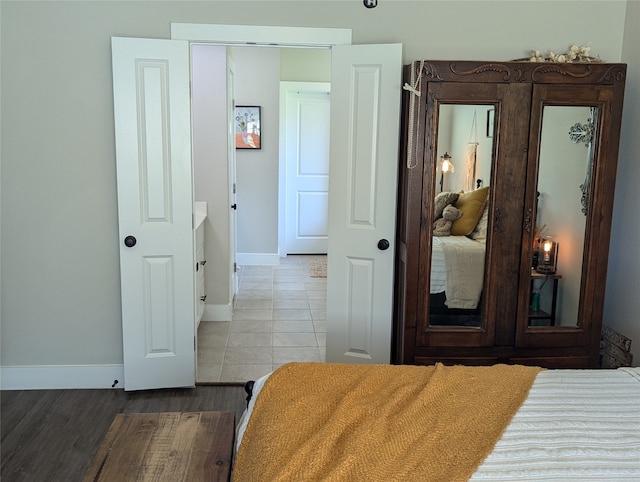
[393,60,626,368]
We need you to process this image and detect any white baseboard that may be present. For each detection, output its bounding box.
[236,252,280,266]
[202,303,233,322]
[0,364,125,390]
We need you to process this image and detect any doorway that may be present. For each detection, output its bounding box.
[281,81,331,256]
[193,46,331,382]
[187,36,402,379]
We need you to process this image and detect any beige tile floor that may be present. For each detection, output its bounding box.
[196,255,327,383]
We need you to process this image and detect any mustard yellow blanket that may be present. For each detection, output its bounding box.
[234,362,542,482]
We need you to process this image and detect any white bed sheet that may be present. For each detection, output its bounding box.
[236,367,640,480]
[431,235,485,309]
[471,367,640,480]
[430,236,447,293]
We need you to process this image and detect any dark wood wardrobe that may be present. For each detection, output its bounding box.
[393,60,626,368]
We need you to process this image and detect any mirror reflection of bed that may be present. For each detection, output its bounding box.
[430,103,493,327]
[430,103,595,330]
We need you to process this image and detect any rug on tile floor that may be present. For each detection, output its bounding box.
[309,259,327,278]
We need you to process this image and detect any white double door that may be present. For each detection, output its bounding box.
[113,38,402,390]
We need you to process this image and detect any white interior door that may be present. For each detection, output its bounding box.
[326,43,403,364]
[112,37,195,390]
[227,53,239,296]
[284,83,331,254]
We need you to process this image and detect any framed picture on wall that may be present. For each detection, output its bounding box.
[235,106,261,149]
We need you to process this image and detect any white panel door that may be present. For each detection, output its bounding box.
[227,54,239,296]
[112,37,195,390]
[326,44,402,364]
[285,85,331,254]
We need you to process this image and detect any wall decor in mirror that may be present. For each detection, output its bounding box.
[568,107,597,215]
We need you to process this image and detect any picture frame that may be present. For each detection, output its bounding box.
[486,108,495,138]
[235,106,261,149]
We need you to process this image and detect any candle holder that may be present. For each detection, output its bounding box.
[536,236,558,274]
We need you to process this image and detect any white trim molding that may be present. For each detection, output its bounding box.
[202,303,233,322]
[236,252,280,266]
[171,23,352,47]
[1,364,125,390]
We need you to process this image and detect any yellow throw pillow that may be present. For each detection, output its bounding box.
[451,186,490,236]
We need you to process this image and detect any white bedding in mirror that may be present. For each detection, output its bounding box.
[431,235,485,308]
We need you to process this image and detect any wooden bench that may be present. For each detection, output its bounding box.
[84,411,235,482]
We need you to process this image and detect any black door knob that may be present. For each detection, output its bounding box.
[124,235,137,248]
[231,204,237,210]
[377,239,390,250]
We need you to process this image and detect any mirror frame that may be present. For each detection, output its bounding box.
[516,81,624,352]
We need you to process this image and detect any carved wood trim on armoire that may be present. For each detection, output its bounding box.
[393,60,626,368]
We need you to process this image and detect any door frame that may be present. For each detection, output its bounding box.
[226,53,238,298]
[173,24,351,260]
[171,24,351,47]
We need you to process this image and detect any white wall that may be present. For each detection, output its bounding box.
[191,45,232,312]
[281,48,331,82]
[233,47,281,258]
[605,0,640,364]
[444,105,493,193]
[1,1,637,386]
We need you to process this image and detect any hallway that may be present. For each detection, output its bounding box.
[196,255,327,383]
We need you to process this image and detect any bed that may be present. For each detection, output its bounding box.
[430,188,489,312]
[234,362,640,481]
[431,235,485,309]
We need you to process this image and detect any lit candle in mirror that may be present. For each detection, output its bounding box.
[543,239,552,262]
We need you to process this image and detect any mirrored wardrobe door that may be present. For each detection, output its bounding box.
[416,81,531,349]
[428,103,493,329]
[516,84,616,350]
[528,105,593,329]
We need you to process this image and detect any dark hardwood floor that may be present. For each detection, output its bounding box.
[1,385,246,481]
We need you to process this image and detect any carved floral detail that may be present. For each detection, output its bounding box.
[530,64,593,81]
[449,63,512,81]
[418,62,442,80]
[599,65,626,83]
